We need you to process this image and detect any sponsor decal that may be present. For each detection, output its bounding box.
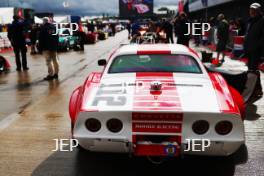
[132,112,183,156]
[133,122,182,133]
[164,144,177,156]
[133,113,183,121]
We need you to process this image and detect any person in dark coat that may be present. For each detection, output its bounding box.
[244,3,264,71]
[236,18,246,36]
[39,17,59,81]
[174,16,180,37]
[78,30,86,51]
[162,19,174,44]
[87,21,95,33]
[177,12,190,47]
[242,3,264,104]
[216,14,229,63]
[29,24,38,55]
[8,15,28,71]
[110,23,116,36]
[193,19,202,46]
[126,21,132,39]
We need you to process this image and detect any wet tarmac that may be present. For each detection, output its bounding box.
[0,31,263,176]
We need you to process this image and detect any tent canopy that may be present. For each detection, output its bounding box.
[53,16,70,23]
[34,16,43,24]
[0,8,14,24]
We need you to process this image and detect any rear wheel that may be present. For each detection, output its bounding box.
[226,144,248,165]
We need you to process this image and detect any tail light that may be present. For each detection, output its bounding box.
[85,118,101,132]
[107,119,123,133]
[192,120,209,135]
[215,121,233,135]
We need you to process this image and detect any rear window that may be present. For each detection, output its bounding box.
[108,54,202,74]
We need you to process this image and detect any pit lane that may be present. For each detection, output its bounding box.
[0,31,263,176]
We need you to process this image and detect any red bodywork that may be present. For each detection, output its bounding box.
[209,72,245,119]
[69,72,245,135]
[69,72,102,126]
[86,32,98,44]
[0,55,11,70]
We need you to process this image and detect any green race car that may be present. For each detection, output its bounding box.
[58,29,79,51]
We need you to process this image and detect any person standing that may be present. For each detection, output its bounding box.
[244,3,264,71]
[243,3,264,103]
[39,17,59,81]
[208,17,216,45]
[8,15,28,71]
[193,19,202,46]
[131,21,141,43]
[110,23,116,36]
[235,18,246,36]
[177,12,190,47]
[216,14,229,63]
[162,19,174,44]
[126,21,132,39]
[87,21,95,33]
[30,24,38,55]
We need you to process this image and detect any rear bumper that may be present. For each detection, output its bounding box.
[181,140,244,156]
[76,136,131,153]
[75,135,244,156]
[73,112,245,157]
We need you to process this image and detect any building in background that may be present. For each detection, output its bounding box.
[119,0,154,19]
[189,0,264,20]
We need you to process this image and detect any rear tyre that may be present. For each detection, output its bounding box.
[225,144,248,165]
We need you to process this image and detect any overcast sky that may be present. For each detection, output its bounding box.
[0,0,179,15]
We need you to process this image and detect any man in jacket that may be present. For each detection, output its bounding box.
[8,15,28,71]
[162,19,174,44]
[244,3,264,71]
[39,17,59,81]
[216,14,229,64]
[177,12,190,47]
[243,3,264,104]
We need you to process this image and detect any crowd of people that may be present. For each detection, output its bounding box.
[6,16,62,80]
[125,2,264,101]
[1,2,263,87]
[127,2,263,71]
[3,16,121,81]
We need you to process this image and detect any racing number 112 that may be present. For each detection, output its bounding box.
[92,83,127,106]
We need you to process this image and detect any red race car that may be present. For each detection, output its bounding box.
[69,44,246,159]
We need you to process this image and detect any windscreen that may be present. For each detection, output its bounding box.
[108,54,202,74]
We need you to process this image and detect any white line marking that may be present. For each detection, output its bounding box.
[0,113,20,131]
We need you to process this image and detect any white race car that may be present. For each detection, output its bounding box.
[69,44,245,158]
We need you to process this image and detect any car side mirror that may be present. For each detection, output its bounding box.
[98,59,107,66]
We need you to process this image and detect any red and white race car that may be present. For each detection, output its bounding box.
[69,44,245,158]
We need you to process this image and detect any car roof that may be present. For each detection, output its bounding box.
[103,44,206,76]
[115,44,197,57]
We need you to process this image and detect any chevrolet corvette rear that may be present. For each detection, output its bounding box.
[69,44,245,157]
